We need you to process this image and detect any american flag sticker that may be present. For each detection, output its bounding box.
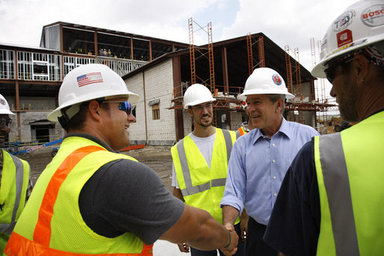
[77,72,103,87]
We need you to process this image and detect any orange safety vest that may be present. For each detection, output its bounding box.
[5,137,153,255]
[235,126,247,138]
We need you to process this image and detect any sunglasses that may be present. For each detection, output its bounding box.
[324,55,355,83]
[103,101,133,115]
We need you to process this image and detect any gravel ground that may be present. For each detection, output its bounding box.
[18,145,174,191]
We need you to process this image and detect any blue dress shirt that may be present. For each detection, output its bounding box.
[221,118,319,225]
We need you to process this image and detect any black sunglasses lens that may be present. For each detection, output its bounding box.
[119,102,132,115]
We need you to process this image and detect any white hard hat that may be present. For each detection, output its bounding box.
[48,64,139,122]
[183,83,216,109]
[312,0,384,78]
[240,67,295,99]
[0,94,15,115]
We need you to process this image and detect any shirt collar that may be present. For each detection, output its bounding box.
[251,117,291,144]
[64,133,115,152]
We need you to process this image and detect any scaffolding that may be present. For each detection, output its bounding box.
[284,45,293,94]
[246,34,265,75]
[207,22,215,93]
[188,18,196,85]
[246,34,253,75]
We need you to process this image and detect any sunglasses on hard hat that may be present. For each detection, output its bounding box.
[102,101,133,115]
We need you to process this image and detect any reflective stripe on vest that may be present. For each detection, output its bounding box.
[318,133,359,255]
[177,129,232,197]
[6,232,153,256]
[33,145,105,246]
[0,154,25,235]
[5,142,152,255]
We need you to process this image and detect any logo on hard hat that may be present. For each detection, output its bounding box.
[272,74,282,86]
[333,11,355,32]
[0,99,5,106]
[337,29,353,48]
[362,4,384,27]
[77,72,103,87]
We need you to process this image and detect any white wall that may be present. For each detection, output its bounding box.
[125,59,176,145]
[230,111,243,131]
[6,96,63,143]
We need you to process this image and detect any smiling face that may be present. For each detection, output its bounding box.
[188,102,214,128]
[99,98,136,151]
[246,94,283,137]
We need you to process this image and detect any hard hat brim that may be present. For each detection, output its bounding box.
[0,109,15,115]
[48,92,139,122]
[184,99,216,109]
[311,35,384,78]
[240,89,295,99]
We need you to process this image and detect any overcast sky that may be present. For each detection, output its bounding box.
[0,0,355,104]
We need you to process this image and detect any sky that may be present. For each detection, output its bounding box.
[0,0,356,107]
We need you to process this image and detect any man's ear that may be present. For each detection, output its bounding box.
[88,100,101,120]
[352,54,370,85]
[276,98,284,114]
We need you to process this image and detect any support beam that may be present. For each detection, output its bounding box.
[221,47,229,95]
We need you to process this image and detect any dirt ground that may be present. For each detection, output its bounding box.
[18,145,174,192]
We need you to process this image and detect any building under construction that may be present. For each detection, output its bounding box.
[0,21,333,146]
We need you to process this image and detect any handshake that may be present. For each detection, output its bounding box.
[176,221,240,256]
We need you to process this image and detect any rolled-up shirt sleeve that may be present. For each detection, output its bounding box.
[220,137,247,213]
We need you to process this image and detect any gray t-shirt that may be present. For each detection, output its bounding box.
[79,141,184,245]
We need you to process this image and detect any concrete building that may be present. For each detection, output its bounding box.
[0,21,188,146]
[123,33,321,145]
[1,21,328,147]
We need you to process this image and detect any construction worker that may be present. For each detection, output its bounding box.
[4,64,238,255]
[264,1,384,255]
[171,83,244,256]
[0,94,31,255]
[236,103,255,138]
[220,67,319,256]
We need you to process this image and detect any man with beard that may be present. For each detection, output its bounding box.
[171,83,244,256]
[0,94,31,254]
[220,67,319,256]
[264,0,384,255]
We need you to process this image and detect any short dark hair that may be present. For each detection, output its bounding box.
[64,99,108,132]
[64,102,89,132]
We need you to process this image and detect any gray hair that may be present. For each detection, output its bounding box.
[268,94,286,114]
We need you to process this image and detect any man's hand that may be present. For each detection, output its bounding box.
[176,242,189,252]
[220,224,239,256]
[240,210,249,242]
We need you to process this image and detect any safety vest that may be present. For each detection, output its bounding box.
[314,111,384,256]
[0,150,30,253]
[171,128,236,224]
[4,137,153,256]
[235,126,247,138]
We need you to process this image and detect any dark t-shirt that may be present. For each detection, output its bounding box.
[75,134,184,245]
[264,140,321,256]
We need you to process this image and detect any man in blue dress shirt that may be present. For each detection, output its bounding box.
[220,67,319,256]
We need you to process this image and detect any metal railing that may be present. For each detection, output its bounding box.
[0,48,147,81]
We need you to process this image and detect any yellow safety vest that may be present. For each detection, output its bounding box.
[171,128,236,224]
[314,111,384,256]
[5,137,152,255]
[0,150,30,254]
